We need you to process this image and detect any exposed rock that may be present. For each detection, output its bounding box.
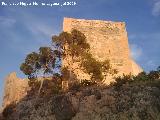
[2,72,29,108]
[51,95,76,120]
[2,83,160,120]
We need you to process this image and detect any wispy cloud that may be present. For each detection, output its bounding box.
[146,60,158,71]
[147,60,156,66]
[130,44,143,61]
[13,9,56,39]
[26,21,54,38]
[129,31,160,71]
[0,8,59,55]
[129,32,160,40]
[0,16,16,27]
[152,0,160,16]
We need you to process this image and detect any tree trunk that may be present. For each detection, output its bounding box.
[38,67,47,95]
[69,56,74,81]
[69,69,72,80]
[38,78,44,95]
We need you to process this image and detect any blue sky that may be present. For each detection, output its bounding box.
[0,0,160,106]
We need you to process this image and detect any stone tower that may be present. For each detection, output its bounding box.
[2,72,29,108]
[63,17,142,83]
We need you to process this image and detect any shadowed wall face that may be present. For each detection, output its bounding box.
[63,17,142,80]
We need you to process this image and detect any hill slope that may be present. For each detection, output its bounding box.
[1,78,160,120]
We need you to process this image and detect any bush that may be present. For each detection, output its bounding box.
[40,78,62,96]
[134,72,149,81]
[80,79,97,87]
[111,74,132,90]
[112,69,160,91]
[51,83,62,94]
[69,82,81,91]
[148,71,160,80]
[51,95,76,120]
[27,79,41,97]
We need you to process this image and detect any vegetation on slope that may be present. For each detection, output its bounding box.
[2,67,160,120]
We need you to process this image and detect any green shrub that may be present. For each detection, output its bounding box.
[134,72,149,81]
[80,79,97,87]
[41,79,62,96]
[111,74,132,90]
[148,71,160,80]
[112,68,160,91]
[52,82,62,94]
[69,82,81,91]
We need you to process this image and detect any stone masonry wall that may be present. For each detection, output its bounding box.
[63,17,142,82]
[2,72,29,108]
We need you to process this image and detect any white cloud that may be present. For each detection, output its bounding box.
[23,18,56,47]
[129,32,160,40]
[0,16,16,27]
[26,21,54,38]
[146,60,157,69]
[130,44,143,61]
[0,8,59,54]
[10,10,53,37]
[147,60,155,66]
[152,0,160,16]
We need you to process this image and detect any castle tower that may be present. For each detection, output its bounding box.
[2,72,29,108]
[63,17,142,83]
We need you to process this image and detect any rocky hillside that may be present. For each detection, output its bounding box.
[1,76,160,120]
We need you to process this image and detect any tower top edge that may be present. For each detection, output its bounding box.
[63,17,126,25]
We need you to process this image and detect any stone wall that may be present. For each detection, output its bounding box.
[2,72,29,108]
[63,17,142,82]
